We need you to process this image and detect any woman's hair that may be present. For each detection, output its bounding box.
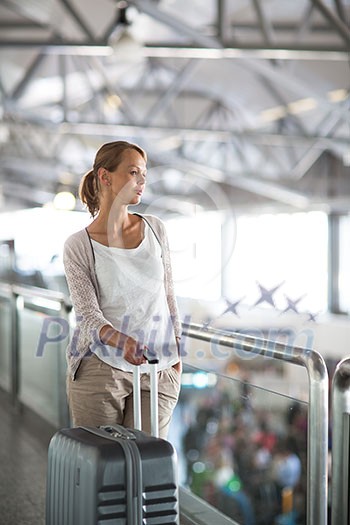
[79,140,147,217]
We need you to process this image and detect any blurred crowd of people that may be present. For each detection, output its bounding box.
[181,379,307,525]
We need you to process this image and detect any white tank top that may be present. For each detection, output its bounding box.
[90,223,178,372]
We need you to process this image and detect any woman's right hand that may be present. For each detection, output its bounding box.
[121,335,147,366]
[100,325,147,366]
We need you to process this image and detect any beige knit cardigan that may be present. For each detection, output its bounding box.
[63,214,182,379]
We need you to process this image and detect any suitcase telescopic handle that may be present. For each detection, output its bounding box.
[133,353,159,437]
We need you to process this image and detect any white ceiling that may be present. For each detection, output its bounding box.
[0,0,349,216]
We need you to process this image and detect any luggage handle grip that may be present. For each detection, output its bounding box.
[133,353,159,437]
[143,351,159,365]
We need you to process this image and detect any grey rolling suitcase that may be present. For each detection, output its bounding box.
[46,359,179,525]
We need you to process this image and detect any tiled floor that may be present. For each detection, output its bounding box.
[0,389,55,525]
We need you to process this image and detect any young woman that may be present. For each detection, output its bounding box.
[64,140,182,439]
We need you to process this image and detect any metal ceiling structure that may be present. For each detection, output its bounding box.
[0,0,349,216]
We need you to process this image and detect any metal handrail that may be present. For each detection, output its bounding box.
[13,283,72,309]
[0,282,72,308]
[331,357,350,525]
[0,281,12,298]
[182,322,329,525]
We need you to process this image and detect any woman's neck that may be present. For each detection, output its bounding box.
[88,204,143,248]
[92,204,130,233]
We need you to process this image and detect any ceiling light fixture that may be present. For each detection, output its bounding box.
[105,93,122,109]
[287,97,317,114]
[53,191,76,211]
[327,88,349,103]
[260,97,318,123]
[108,1,143,61]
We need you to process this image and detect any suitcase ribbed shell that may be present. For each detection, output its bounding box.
[46,427,179,525]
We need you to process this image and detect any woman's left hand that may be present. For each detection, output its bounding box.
[173,337,182,373]
[172,360,182,373]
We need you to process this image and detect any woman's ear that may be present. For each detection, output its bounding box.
[97,167,111,186]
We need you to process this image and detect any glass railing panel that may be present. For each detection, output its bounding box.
[0,296,12,392]
[17,300,67,427]
[181,329,310,400]
[169,364,307,525]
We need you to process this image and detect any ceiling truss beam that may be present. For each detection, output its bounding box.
[0,41,347,61]
[4,118,348,148]
[251,0,276,44]
[142,59,199,125]
[59,0,96,41]
[1,0,53,27]
[0,20,44,29]
[333,0,347,21]
[127,0,222,49]
[217,0,231,44]
[310,0,350,46]
[10,50,48,100]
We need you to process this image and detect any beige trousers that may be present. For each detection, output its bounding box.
[66,354,181,439]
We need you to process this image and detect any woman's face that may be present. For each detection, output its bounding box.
[108,148,147,206]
